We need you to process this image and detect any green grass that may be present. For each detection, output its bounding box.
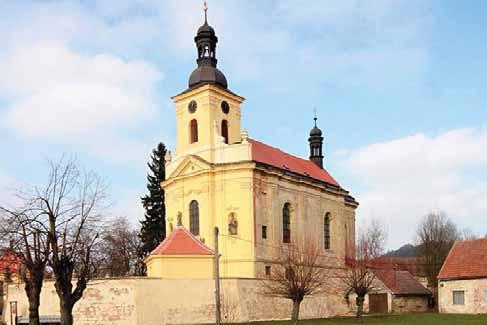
[241,313,487,325]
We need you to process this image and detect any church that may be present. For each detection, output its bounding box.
[145,8,358,280]
[3,8,360,325]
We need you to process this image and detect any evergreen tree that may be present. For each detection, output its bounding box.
[140,143,167,256]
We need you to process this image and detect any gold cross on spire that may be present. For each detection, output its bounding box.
[203,1,208,23]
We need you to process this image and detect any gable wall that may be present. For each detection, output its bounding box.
[164,161,256,278]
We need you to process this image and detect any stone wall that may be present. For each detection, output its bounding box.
[439,278,487,314]
[391,295,429,313]
[3,277,352,325]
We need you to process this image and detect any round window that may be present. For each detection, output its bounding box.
[221,101,230,114]
[188,100,197,113]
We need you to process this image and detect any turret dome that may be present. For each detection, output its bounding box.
[187,2,228,90]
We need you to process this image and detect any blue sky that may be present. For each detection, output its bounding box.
[0,0,486,249]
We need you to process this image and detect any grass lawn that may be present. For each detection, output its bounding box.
[243,313,487,325]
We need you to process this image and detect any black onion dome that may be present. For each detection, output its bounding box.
[188,9,228,90]
[197,22,215,35]
[309,126,322,137]
[189,65,228,89]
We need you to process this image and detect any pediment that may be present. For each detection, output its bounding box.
[168,155,211,179]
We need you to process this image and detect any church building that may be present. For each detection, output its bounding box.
[145,8,358,280]
[2,7,361,325]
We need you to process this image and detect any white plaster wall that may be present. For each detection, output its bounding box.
[3,277,353,324]
[439,278,487,314]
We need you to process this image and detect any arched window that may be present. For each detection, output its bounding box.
[324,213,331,250]
[190,119,198,143]
[282,203,291,243]
[221,120,228,144]
[189,200,199,235]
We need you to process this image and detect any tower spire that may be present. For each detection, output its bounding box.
[188,2,228,89]
[203,1,208,23]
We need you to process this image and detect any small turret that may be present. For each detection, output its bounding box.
[308,116,324,168]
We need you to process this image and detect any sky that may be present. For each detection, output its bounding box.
[0,0,486,250]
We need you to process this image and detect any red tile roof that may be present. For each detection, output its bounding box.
[150,226,214,256]
[0,250,20,274]
[373,269,431,296]
[438,238,487,281]
[249,139,340,187]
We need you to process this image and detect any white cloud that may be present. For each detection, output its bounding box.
[343,127,487,248]
[0,42,161,139]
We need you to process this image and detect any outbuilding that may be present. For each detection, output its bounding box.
[367,269,431,314]
[438,238,487,314]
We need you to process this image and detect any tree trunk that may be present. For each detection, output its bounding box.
[28,302,40,325]
[291,300,301,325]
[356,295,365,319]
[60,302,74,325]
[25,279,42,325]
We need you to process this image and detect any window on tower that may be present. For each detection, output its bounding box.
[221,120,228,144]
[190,119,198,143]
[282,203,291,243]
[189,200,200,236]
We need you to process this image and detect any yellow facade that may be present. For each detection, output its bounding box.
[146,80,358,280]
[147,11,358,280]
[145,255,213,279]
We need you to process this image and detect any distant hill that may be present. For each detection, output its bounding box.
[383,244,419,257]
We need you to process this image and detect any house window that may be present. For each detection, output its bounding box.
[282,203,291,243]
[453,290,465,305]
[189,200,199,235]
[324,213,331,250]
[483,289,487,304]
[190,119,198,143]
[221,120,229,144]
[262,225,267,239]
[265,266,271,276]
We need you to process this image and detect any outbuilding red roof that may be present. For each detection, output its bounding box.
[438,238,487,281]
[373,269,431,296]
[249,139,339,187]
[150,226,214,256]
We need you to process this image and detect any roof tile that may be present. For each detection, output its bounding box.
[249,139,339,187]
[373,269,431,295]
[438,238,487,280]
[150,226,214,256]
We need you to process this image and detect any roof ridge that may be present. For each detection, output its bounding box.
[249,138,309,162]
[248,138,341,187]
[179,226,214,253]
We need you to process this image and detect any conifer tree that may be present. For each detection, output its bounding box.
[140,143,167,256]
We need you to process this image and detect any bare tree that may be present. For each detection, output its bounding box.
[262,243,327,325]
[344,219,386,319]
[0,203,50,325]
[40,158,107,325]
[417,212,459,289]
[99,217,145,277]
[460,227,477,241]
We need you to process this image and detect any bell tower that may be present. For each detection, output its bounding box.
[309,116,324,168]
[172,2,245,161]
